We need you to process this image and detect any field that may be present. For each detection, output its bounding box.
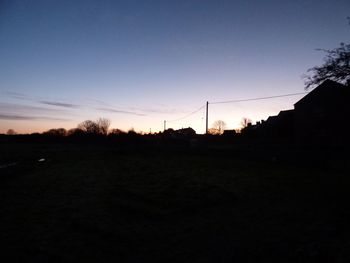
[1,142,349,262]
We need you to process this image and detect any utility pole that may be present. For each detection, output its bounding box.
[206,101,209,134]
[164,120,166,131]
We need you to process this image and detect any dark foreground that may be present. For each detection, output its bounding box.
[1,142,349,262]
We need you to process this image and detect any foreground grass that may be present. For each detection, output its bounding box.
[1,143,349,262]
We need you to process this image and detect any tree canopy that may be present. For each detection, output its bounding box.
[210,120,226,135]
[77,118,110,135]
[304,42,350,89]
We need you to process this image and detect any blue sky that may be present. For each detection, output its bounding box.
[1,0,349,133]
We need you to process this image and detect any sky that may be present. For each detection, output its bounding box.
[1,0,349,134]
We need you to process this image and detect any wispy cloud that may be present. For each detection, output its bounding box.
[97,107,147,116]
[129,106,185,114]
[0,114,35,120]
[2,91,173,116]
[2,91,166,117]
[2,91,30,100]
[85,98,111,106]
[39,101,81,108]
[0,102,68,114]
[2,91,81,109]
[0,114,69,121]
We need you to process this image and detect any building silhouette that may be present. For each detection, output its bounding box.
[294,80,349,146]
[242,80,350,147]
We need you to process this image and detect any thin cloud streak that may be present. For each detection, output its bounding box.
[0,113,69,121]
[0,102,68,114]
[97,107,147,116]
[2,91,30,100]
[2,91,171,115]
[3,91,81,109]
[85,98,111,106]
[129,107,185,114]
[39,101,81,108]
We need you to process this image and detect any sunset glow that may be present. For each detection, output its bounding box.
[1,0,349,134]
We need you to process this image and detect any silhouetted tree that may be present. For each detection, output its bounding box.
[96,118,110,135]
[77,118,110,135]
[240,117,252,129]
[109,128,126,135]
[208,128,221,135]
[304,42,350,89]
[211,120,226,135]
[78,120,99,134]
[43,128,67,136]
[6,129,16,135]
[128,128,137,136]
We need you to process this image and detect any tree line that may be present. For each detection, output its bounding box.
[4,118,137,137]
[4,117,254,137]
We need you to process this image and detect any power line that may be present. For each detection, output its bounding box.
[209,92,308,105]
[167,104,206,123]
[164,91,309,133]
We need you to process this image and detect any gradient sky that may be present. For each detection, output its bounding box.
[1,0,349,134]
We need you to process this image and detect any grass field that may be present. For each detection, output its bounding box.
[1,142,349,262]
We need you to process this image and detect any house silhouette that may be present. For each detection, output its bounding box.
[294,79,350,146]
[242,80,350,147]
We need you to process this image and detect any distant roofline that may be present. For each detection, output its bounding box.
[278,109,294,114]
[294,79,346,107]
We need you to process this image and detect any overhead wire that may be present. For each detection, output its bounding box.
[167,104,206,123]
[209,92,309,105]
[164,91,309,130]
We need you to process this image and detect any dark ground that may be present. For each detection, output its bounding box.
[0,142,349,262]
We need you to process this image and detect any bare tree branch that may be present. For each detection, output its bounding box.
[304,43,350,89]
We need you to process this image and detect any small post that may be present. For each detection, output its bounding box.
[164,120,166,131]
[206,101,209,134]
